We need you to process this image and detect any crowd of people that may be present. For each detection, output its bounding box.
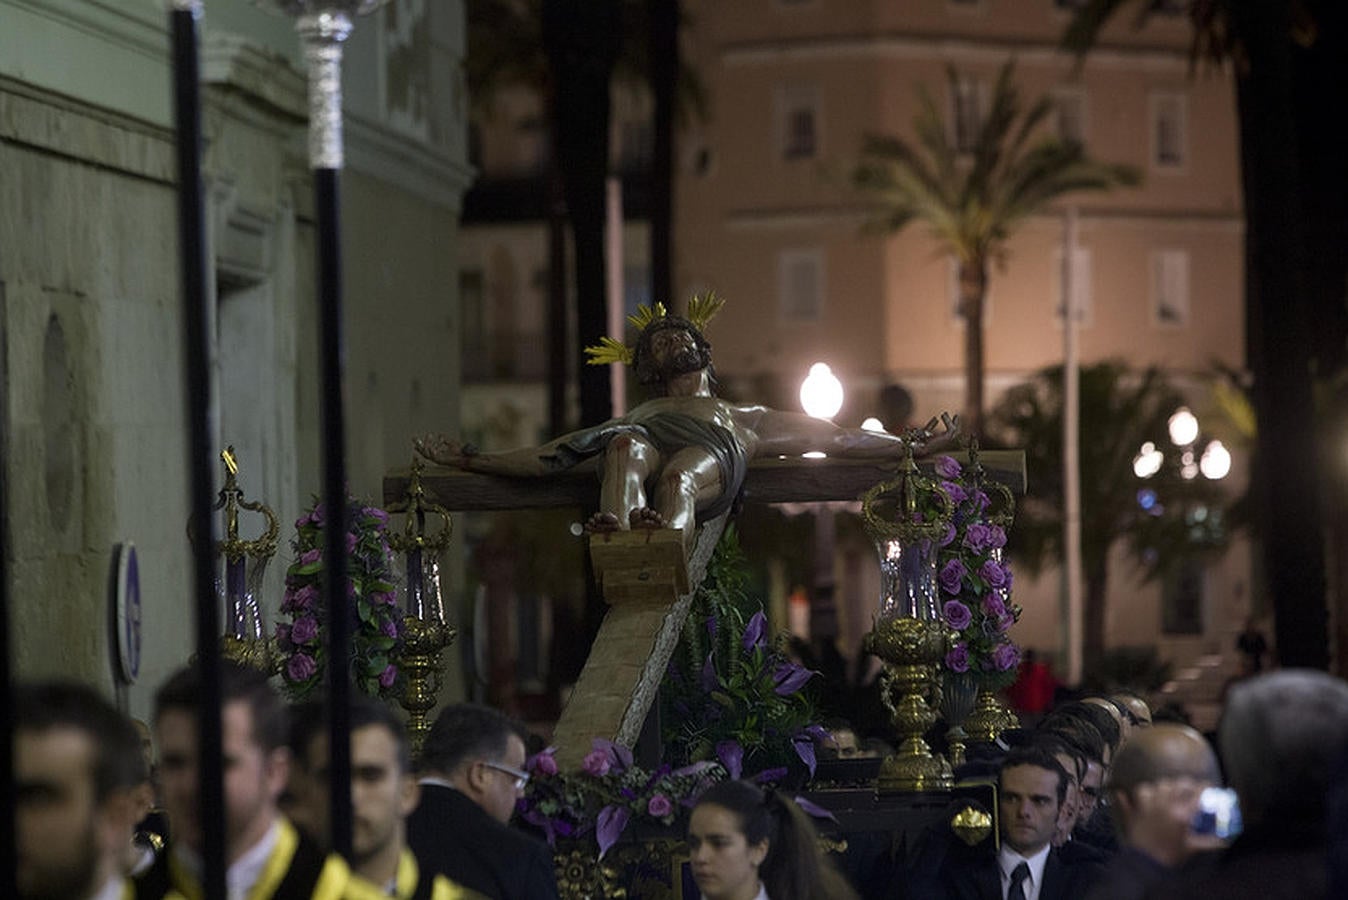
[13,660,1348,900]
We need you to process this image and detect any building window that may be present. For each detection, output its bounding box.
[1162,559,1205,635]
[778,86,820,160]
[1152,249,1190,326]
[1151,91,1187,170]
[778,249,825,322]
[950,75,986,154]
[1053,88,1087,144]
[1054,246,1094,327]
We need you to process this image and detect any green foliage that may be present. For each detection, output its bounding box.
[988,361,1230,584]
[660,526,823,776]
[276,497,404,700]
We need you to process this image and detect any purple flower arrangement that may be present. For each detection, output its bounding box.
[275,496,404,700]
[662,607,826,780]
[518,738,727,858]
[932,455,1024,691]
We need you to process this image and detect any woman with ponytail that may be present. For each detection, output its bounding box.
[687,779,858,900]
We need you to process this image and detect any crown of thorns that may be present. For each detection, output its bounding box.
[583,292,725,366]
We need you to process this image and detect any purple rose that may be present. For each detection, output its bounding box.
[299,548,321,566]
[382,619,399,638]
[362,506,390,526]
[939,558,967,595]
[308,503,326,526]
[941,480,969,505]
[945,643,970,673]
[997,610,1016,632]
[379,664,398,688]
[286,652,317,683]
[647,794,673,818]
[982,595,1007,619]
[531,751,559,776]
[345,532,358,553]
[964,523,994,554]
[979,559,1008,588]
[582,750,612,777]
[287,584,318,612]
[938,523,957,548]
[943,600,973,632]
[992,642,1021,672]
[972,490,991,514]
[935,456,962,480]
[290,615,319,644]
[988,525,1007,549]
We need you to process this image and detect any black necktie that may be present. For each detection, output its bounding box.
[1008,861,1030,900]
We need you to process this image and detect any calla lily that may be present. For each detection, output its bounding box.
[772,661,815,696]
[792,734,818,776]
[742,610,767,651]
[595,804,630,858]
[716,740,744,779]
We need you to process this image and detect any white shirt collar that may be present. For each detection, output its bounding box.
[417,776,457,791]
[998,841,1050,900]
[174,819,281,900]
[752,882,769,900]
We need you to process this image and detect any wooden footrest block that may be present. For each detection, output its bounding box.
[588,529,689,601]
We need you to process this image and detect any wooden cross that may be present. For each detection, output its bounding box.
[383,451,1024,766]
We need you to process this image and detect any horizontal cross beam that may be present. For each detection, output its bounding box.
[382,449,1026,512]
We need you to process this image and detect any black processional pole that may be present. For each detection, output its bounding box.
[167,2,227,898]
[270,0,382,861]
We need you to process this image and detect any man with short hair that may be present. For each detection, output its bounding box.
[407,704,558,900]
[934,745,1105,899]
[135,661,348,899]
[290,698,475,899]
[1085,723,1221,900]
[1151,670,1348,900]
[14,680,147,900]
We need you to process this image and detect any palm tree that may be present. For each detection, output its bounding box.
[465,0,706,433]
[850,60,1139,437]
[989,361,1231,666]
[1058,0,1342,672]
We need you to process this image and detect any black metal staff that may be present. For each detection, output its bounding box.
[168,2,226,897]
[1,360,15,900]
[268,0,382,860]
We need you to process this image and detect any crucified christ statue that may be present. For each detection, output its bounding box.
[416,315,958,551]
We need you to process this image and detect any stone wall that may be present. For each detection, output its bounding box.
[0,1,472,718]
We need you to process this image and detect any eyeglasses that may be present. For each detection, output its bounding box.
[482,760,530,791]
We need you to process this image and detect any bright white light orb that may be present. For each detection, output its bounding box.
[1200,440,1231,480]
[800,362,844,419]
[860,417,886,433]
[1168,407,1199,446]
[1133,441,1163,479]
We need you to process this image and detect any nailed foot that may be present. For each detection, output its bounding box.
[584,511,623,534]
[628,507,668,530]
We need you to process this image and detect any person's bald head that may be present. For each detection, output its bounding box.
[1108,724,1219,796]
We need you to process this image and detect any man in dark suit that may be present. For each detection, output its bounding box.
[932,745,1105,900]
[1085,723,1221,900]
[407,704,558,900]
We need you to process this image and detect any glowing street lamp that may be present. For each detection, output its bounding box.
[800,362,844,420]
[1168,407,1200,447]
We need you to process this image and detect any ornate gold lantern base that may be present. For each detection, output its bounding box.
[964,687,1020,744]
[395,614,456,755]
[866,617,953,793]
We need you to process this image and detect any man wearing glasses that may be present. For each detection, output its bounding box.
[407,704,558,900]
